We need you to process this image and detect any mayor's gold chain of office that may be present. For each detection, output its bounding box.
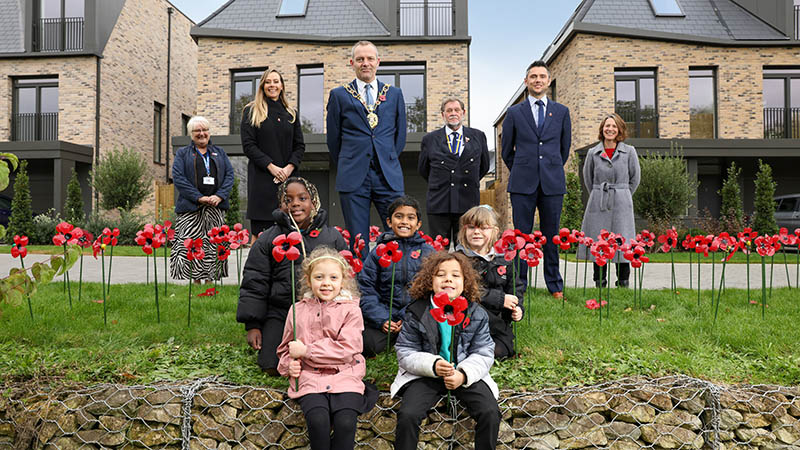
[343,83,391,129]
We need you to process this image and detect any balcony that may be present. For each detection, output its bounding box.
[12,113,59,141]
[398,1,454,36]
[764,107,800,139]
[34,17,84,52]
[616,108,659,138]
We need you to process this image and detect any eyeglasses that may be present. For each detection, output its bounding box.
[465,225,495,231]
[192,128,209,134]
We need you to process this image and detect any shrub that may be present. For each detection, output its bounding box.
[225,177,242,226]
[28,209,62,245]
[84,210,147,246]
[718,162,743,233]
[753,159,778,236]
[632,143,697,231]
[92,147,152,211]
[561,166,583,234]
[64,168,84,225]
[8,160,34,240]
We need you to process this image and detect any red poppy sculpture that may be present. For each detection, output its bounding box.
[136,224,167,322]
[184,237,206,327]
[53,222,83,309]
[271,231,303,390]
[11,235,33,320]
[754,235,781,319]
[429,291,470,400]
[376,240,404,351]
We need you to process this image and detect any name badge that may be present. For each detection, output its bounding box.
[203,176,215,185]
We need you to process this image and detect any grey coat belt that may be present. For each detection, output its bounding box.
[592,183,630,212]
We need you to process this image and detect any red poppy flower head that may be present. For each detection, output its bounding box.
[11,235,28,259]
[272,232,302,262]
[558,228,570,240]
[585,299,600,310]
[92,237,104,258]
[411,250,421,259]
[198,287,218,297]
[497,265,507,276]
[233,223,243,232]
[430,292,468,326]
[309,229,320,238]
[339,250,364,275]
[369,225,380,242]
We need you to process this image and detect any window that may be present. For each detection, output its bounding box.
[12,77,58,141]
[615,69,658,138]
[648,0,684,16]
[277,0,308,17]
[230,69,266,134]
[35,0,84,51]
[763,68,800,139]
[689,68,717,138]
[377,64,426,132]
[298,66,323,134]
[154,102,163,164]
[181,114,191,136]
[399,0,453,36]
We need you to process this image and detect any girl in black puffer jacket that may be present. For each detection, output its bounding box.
[454,205,525,360]
[237,177,347,374]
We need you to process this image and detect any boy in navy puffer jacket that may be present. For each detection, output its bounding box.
[358,196,434,357]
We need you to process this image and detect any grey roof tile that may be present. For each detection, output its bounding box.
[581,0,786,41]
[0,0,24,53]
[200,0,390,37]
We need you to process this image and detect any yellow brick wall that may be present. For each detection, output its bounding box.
[195,39,470,133]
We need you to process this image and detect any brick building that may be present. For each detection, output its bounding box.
[493,0,800,227]
[0,0,197,216]
[178,0,471,229]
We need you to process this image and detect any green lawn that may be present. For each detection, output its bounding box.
[1,282,798,390]
[0,245,169,257]
[562,249,799,264]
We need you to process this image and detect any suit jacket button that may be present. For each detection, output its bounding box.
[539,156,543,159]
[451,170,454,173]
[470,158,474,162]
[540,142,543,145]
[464,184,467,187]
[450,183,454,186]
[465,170,469,173]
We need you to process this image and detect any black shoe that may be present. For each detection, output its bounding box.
[616,280,630,288]
[594,280,608,288]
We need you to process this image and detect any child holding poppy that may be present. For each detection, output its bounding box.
[237,177,348,375]
[277,246,377,450]
[358,195,435,357]
[391,251,501,450]
[455,205,524,359]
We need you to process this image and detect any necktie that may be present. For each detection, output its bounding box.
[536,100,545,131]
[364,84,374,106]
[450,132,459,155]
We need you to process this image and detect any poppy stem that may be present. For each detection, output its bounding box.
[78,253,83,302]
[291,259,298,392]
[164,245,168,296]
[783,248,791,289]
[670,251,675,302]
[583,256,588,296]
[761,256,766,319]
[697,253,702,307]
[688,250,692,291]
[769,254,775,299]
[188,277,192,327]
[746,251,751,304]
[387,263,396,354]
[561,250,566,303]
[639,263,645,310]
[574,250,579,290]
[526,265,532,327]
[710,252,716,307]
[101,250,107,326]
[107,245,114,300]
[153,251,160,323]
[713,260,726,325]
[64,245,72,309]
[598,280,602,325]
[21,257,33,321]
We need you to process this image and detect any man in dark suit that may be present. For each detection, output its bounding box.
[418,97,490,243]
[327,41,407,252]
[501,60,572,298]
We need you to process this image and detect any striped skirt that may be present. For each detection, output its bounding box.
[169,205,229,281]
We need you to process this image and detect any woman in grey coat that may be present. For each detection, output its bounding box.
[577,113,641,287]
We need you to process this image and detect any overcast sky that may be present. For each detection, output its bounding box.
[169,0,582,148]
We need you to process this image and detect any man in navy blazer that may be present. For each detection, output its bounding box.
[327,40,407,252]
[418,97,490,243]
[501,60,572,297]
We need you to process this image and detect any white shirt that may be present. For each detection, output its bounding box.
[445,125,464,157]
[355,78,379,106]
[528,95,548,127]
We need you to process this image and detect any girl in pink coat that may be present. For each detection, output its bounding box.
[277,246,377,450]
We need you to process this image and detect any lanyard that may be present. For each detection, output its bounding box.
[196,148,211,176]
[447,131,462,155]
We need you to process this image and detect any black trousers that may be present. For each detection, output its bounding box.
[396,377,500,450]
[250,219,274,238]
[511,188,564,293]
[256,316,285,373]
[593,262,631,283]
[427,213,461,247]
[299,394,359,450]
[362,326,398,358]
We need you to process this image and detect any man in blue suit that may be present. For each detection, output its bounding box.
[327,40,407,252]
[501,60,571,298]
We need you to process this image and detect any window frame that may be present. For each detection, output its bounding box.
[153,102,164,164]
[230,68,268,134]
[689,67,718,139]
[276,0,308,17]
[377,63,427,133]
[181,113,191,136]
[11,76,59,141]
[297,65,324,134]
[614,68,658,138]
[763,66,800,139]
[648,0,685,17]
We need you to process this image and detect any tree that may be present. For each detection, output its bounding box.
[632,143,697,232]
[226,177,242,225]
[753,159,778,235]
[406,97,426,133]
[64,168,84,225]
[718,162,743,233]
[560,162,584,233]
[92,147,152,211]
[8,160,34,239]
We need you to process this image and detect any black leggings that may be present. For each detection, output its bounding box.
[305,407,359,450]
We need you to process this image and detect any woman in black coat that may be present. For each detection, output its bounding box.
[241,69,305,236]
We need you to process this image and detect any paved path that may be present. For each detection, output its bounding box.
[0,252,795,290]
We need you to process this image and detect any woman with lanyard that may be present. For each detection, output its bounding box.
[171,116,236,283]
